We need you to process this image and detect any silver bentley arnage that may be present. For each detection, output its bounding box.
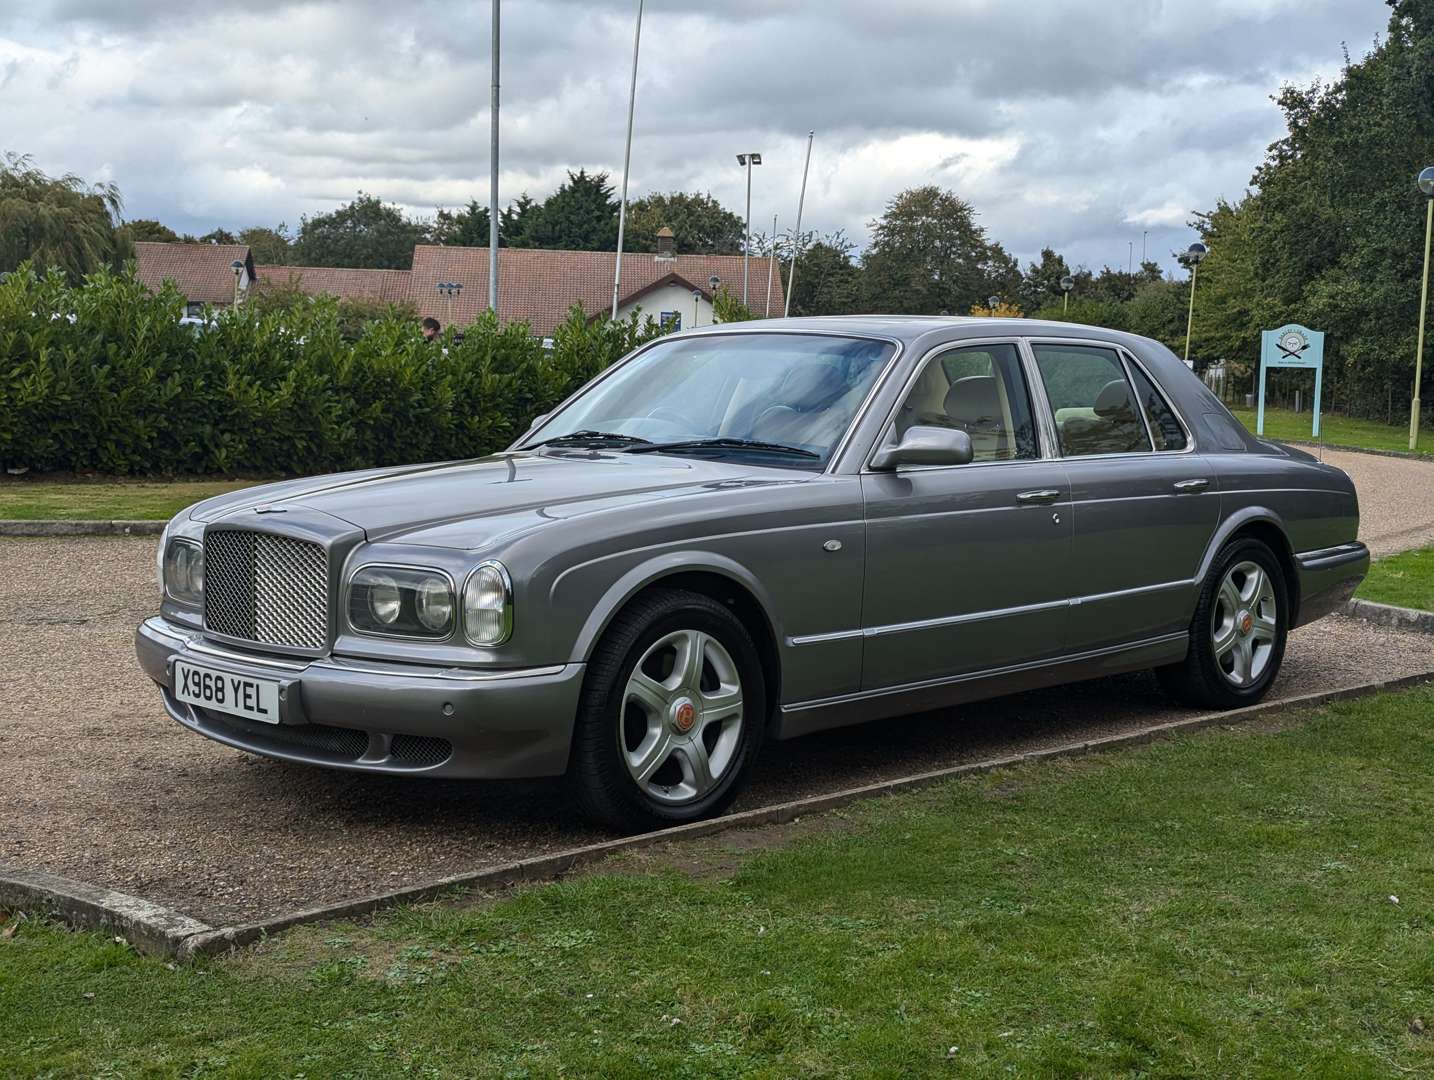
[137,317,1369,829]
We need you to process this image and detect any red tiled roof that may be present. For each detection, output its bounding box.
[254,264,413,305]
[133,242,254,305]
[409,245,786,334]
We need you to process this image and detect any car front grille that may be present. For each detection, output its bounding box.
[204,530,329,650]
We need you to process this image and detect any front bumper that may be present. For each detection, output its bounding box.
[1293,541,1370,627]
[135,617,584,778]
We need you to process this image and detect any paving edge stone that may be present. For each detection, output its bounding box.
[1343,598,1434,634]
[0,520,165,537]
[0,865,213,957]
[6,668,1433,960]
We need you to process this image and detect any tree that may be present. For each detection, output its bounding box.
[0,153,131,280]
[291,192,430,269]
[625,191,744,254]
[238,225,291,265]
[1019,247,1072,313]
[196,228,237,245]
[512,169,618,251]
[860,186,1017,315]
[500,193,541,247]
[432,200,492,247]
[785,231,863,316]
[124,219,179,243]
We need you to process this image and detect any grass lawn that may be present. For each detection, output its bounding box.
[1358,544,1434,612]
[6,687,1434,1077]
[0,479,253,521]
[1230,406,1434,458]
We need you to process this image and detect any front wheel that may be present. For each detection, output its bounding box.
[570,588,765,831]
[1158,538,1289,710]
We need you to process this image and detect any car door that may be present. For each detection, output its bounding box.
[1027,340,1220,652]
[859,340,1073,692]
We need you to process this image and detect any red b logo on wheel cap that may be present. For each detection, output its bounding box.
[1239,612,1253,635]
[673,700,696,733]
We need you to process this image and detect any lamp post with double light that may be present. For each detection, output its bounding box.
[1410,166,1434,450]
[1060,274,1074,313]
[437,281,463,327]
[736,152,761,305]
[1178,242,1208,367]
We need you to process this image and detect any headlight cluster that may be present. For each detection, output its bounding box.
[348,566,456,638]
[162,539,205,607]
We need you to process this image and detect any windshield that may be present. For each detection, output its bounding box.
[523,332,896,469]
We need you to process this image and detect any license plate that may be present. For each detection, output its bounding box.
[174,661,281,725]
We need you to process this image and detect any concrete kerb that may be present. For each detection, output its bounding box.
[1342,598,1434,634]
[12,669,1429,961]
[0,520,164,537]
[0,866,213,957]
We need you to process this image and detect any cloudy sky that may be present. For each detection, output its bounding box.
[1,0,1390,274]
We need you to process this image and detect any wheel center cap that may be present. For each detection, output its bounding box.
[671,697,697,734]
[1238,610,1253,635]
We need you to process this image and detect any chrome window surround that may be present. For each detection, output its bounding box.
[512,327,907,477]
[343,562,459,643]
[462,560,515,647]
[162,537,203,607]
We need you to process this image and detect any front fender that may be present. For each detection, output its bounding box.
[558,550,784,664]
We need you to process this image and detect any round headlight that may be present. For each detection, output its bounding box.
[463,562,513,646]
[163,538,205,607]
[415,575,454,632]
[367,573,402,625]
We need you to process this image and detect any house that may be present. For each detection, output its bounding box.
[408,232,785,335]
[133,242,256,315]
[138,232,785,336]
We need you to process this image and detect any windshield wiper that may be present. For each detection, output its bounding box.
[527,429,652,449]
[625,437,819,460]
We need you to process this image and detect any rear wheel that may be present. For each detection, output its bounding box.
[1158,538,1288,709]
[570,588,765,831]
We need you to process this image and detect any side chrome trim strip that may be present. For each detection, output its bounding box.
[783,631,1190,713]
[1295,541,1369,571]
[786,578,1195,646]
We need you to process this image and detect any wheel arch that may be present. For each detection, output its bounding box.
[571,554,783,728]
[1197,508,1300,623]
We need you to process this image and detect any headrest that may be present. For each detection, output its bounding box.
[944,375,1001,423]
[778,362,842,412]
[1093,379,1135,418]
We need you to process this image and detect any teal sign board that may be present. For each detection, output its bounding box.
[1257,324,1325,438]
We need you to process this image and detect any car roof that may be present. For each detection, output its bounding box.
[681,315,1149,349]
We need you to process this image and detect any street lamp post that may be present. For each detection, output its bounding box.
[708,274,720,325]
[231,260,244,307]
[736,152,762,305]
[1178,242,1208,366]
[437,281,463,326]
[987,295,1000,314]
[1060,274,1074,313]
[1410,166,1434,450]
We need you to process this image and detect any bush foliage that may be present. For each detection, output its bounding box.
[0,265,665,476]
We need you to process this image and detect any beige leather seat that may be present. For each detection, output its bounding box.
[943,375,1012,460]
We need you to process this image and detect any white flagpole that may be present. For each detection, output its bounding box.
[784,130,813,318]
[611,0,644,320]
[765,213,777,317]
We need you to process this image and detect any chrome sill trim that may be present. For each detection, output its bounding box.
[1068,578,1195,607]
[783,631,1189,713]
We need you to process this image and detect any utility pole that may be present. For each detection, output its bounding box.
[783,130,814,318]
[611,0,644,320]
[488,0,500,313]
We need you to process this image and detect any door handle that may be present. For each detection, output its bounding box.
[1173,478,1210,493]
[1016,488,1061,505]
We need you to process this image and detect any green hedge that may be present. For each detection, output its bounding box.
[0,266,665,475]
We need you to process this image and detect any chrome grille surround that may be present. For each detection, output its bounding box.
[203,530,329,650]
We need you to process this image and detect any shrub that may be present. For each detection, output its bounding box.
[0,264,666,476]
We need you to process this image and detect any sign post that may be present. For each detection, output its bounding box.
[1256,324,1325,438]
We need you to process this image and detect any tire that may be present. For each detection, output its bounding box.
[569,588,766,831]
[1157,537,1289,710]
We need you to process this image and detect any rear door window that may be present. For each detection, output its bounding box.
[1032,344,1153,457]
[1128,363,1188,451]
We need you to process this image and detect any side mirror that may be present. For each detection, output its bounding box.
[526,413,548,433]
[870,425,974,470]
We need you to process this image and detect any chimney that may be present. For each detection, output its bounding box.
[655,226,675,261]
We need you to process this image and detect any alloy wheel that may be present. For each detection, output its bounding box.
[620,628,745,804]
[1210,560,1278,687]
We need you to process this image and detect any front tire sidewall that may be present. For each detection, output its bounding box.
[577,593,765,831]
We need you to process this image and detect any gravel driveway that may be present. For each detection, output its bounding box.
[1319,448,1434,557]
[3,453,1433,925]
